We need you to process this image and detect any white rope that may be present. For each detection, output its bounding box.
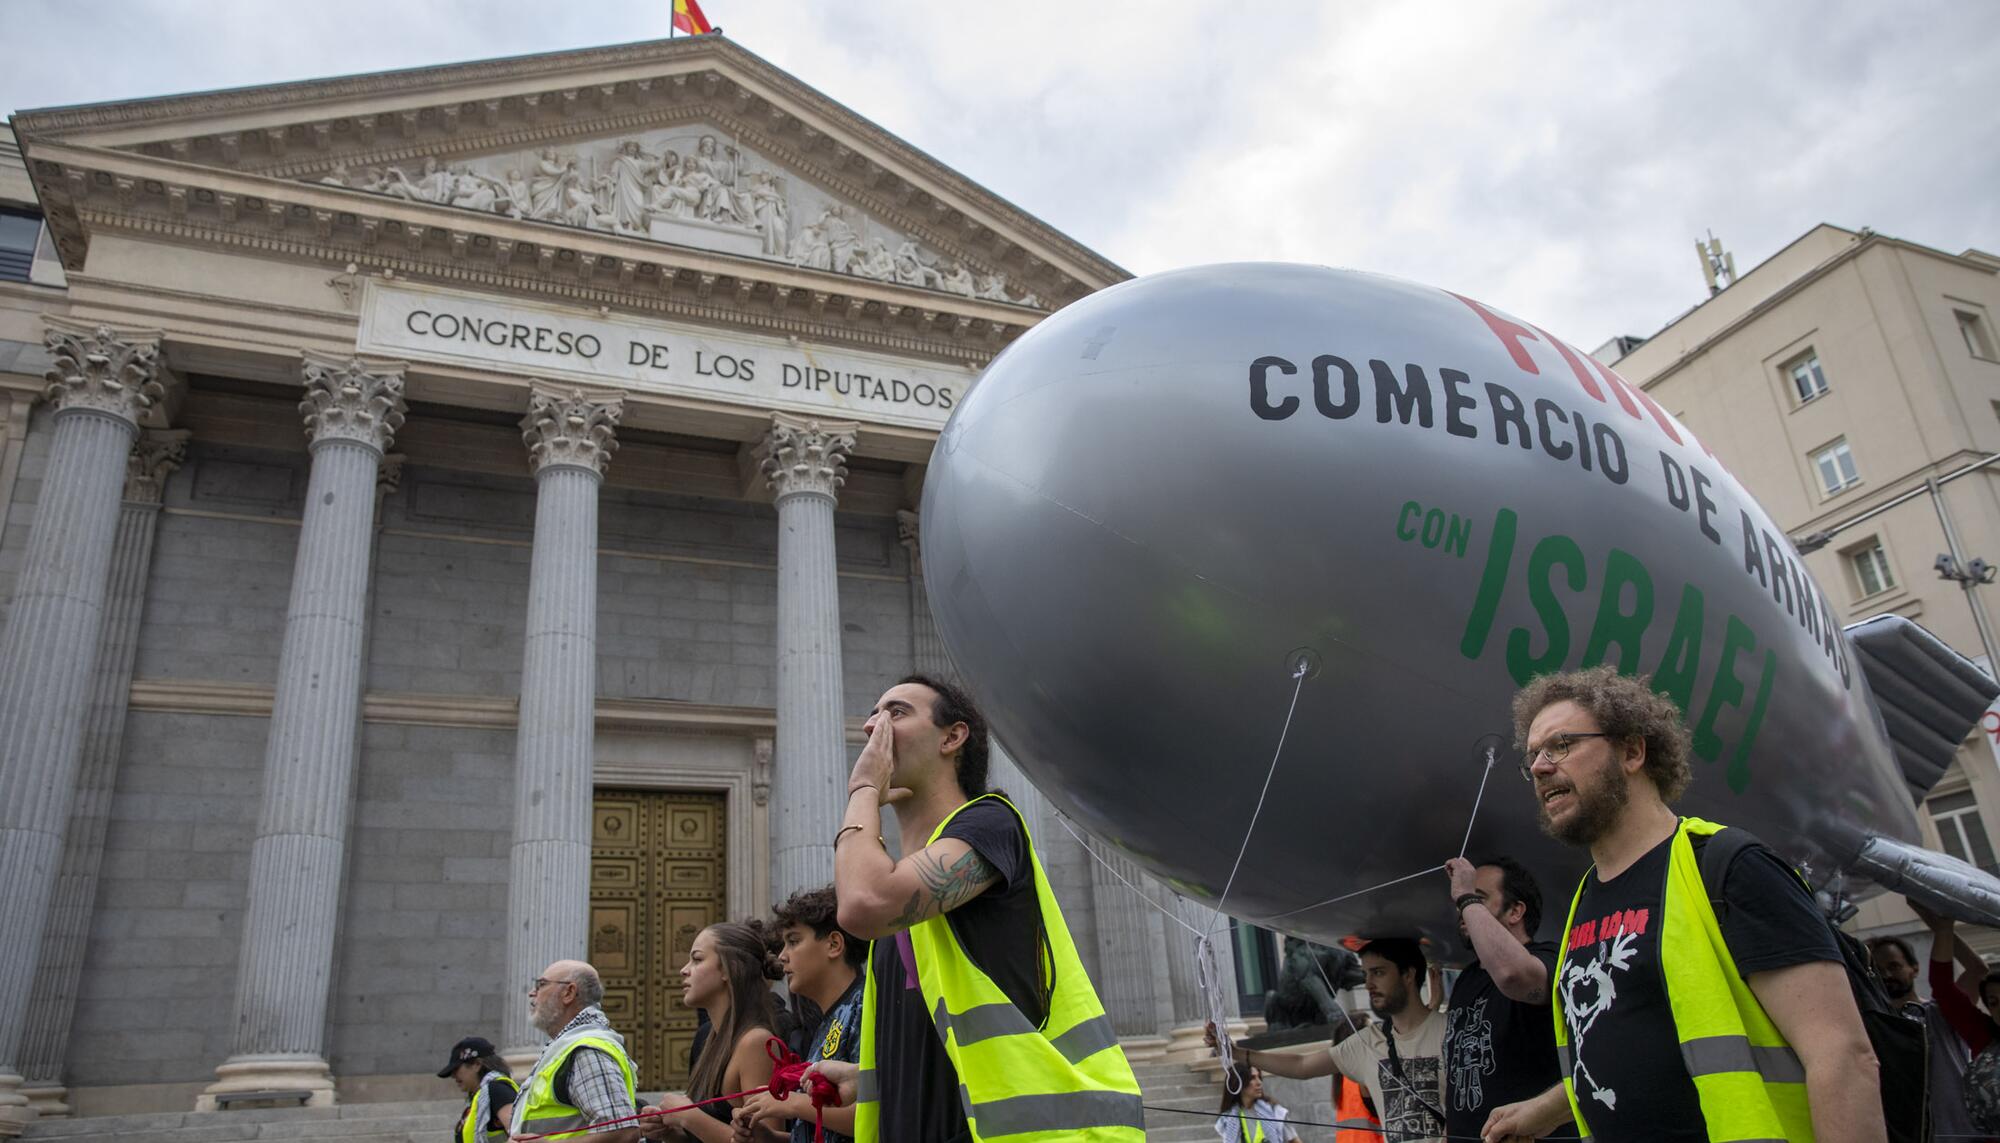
[1052,810,1204,938]
[1458,741,1499,859]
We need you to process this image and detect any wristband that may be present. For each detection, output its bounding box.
[1454,893,1484,913]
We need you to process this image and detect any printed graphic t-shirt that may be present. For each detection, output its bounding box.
[1328,1007,1447,1143]
[792,975,865,1143]
[1443,942,1574,1140]
[865,799,1042,1143]
[1556,830,1838,1142]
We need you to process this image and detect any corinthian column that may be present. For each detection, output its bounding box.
[757,413,857,902]
[20,431,187,1117]
[201,355,405,1111]
[0,322,163,1135]
[501,383,621,1057]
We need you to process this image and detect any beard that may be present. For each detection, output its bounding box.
[1881,975,1914,1001]
[1538,764,1630,846]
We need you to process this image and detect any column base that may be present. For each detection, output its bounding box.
[21,1083,68,1118]
[0,1070,33,1138]
[1120,1034,1170,1064]
[194,1056,336,1112]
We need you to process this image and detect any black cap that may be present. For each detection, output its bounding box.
[438,1036,496,1078]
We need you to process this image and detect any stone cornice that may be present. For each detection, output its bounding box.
[28,140,1033,369]
[13,38,1124,296]
[125,676,872,737]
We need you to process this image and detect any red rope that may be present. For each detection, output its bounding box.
[514,1037,844,1142]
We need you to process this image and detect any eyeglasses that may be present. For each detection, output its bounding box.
[1518,732,1611,781]
[529,976,574,995]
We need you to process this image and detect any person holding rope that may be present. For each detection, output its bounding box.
[1482,666,1882,1142]
[1213,1063,1300,1143]
[639,921,786,1142]
[829,674,1145,1142]
[1440,855,1573,1140]
[510,960,639,1143]
[1206,937,1446,1143]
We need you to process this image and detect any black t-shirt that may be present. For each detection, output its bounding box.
[1444,941,1574,1140]
[867,799,1042,1143]
[1556,829,1839,1142]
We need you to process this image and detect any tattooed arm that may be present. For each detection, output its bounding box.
[835,834,1002,940]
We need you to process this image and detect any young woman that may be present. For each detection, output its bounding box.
[641,920,786,1142]
[438,1035,517,1143]
[1214,1064,1300,1143]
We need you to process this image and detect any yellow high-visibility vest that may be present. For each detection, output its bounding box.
[854,794,1145,1142]
[511,1029,636,1140]
[1552,817,1814,1141]
[459,1073,519,1143]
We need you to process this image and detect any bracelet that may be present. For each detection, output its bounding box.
[847,783,879,799]
[1454,893,1484,913]
[834,824,865,848]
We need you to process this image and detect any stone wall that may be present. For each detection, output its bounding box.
[326,722,517,1079]
[65,710,265,1086]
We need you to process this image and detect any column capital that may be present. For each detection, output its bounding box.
[522,381,624,477]
[756,412,857,502]
[123,429,191,505]
[41,319,166,428]
[300,353,407,453]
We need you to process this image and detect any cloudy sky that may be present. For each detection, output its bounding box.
[5,0,1996,349]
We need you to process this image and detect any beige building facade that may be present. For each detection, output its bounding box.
[0,37,1247,1138]
[1608,223,2000,948]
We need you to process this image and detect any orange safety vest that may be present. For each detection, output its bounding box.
[1333,1073,1381,1143]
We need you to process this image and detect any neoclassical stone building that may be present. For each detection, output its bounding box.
[0,36,1250,1131]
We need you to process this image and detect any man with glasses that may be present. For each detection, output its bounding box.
[1481,666,1881,1143]
[512,960,641,1143]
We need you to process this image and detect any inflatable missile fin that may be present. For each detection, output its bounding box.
[1846,614,1999,801]
[1850,833,2000,928]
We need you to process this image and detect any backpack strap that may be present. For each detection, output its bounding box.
[1694,821,1761,921]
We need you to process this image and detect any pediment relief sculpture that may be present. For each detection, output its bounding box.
[309,126,1044,309]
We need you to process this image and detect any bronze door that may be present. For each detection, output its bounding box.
[591,789,727,1093]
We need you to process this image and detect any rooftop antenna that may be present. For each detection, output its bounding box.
[1697,230,1738,296]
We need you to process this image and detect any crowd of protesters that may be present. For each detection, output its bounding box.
[440,665,2000,1143]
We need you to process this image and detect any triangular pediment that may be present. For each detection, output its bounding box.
[13,37,1122,314]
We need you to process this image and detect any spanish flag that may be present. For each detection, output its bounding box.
[673,0,714,35]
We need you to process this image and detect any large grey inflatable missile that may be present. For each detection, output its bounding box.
[921,262,2000,957]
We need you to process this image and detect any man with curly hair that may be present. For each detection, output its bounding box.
[1482,666,1881,1143]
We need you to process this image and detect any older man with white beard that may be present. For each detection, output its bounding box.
[510,959,641,1143]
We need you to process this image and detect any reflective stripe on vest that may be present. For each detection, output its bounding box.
[1551,817,1814,1142]
[1234,1106,1268,1142]
[854,794,1145,1142]
[513,1029,636,1138]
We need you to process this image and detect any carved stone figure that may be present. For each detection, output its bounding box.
[976,273,1012,302]
[319,162,352,187]
[384,158,450,203]
[448,165,501,212]
[939,262,976,298]
[1263,937,1363,1031]
[790,217,832,271]
[895,241,940,289]
[852,239,896,282]
[494,168,532,218]
[529,149,577,220]
[748,171,788,256]
[609,141,660,233]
